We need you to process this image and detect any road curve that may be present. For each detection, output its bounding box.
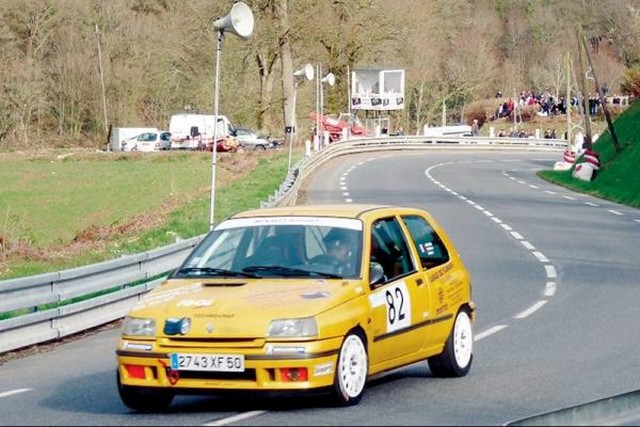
[1,149,639,426]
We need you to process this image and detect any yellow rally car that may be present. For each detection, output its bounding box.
[116,204,475,411]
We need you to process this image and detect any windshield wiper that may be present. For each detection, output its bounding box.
[176,267,259,278]
[242,265,343,279]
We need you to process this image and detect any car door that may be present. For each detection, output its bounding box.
[366,216,430,368]
[400,214,458,352]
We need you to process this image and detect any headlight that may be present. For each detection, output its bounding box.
[267,317,318,338]
[122,316,156,337]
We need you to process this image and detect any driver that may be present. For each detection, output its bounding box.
[321,229,357,276]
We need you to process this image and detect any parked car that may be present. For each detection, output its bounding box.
[115,203,476,411]
[234,127,279,151]
[121,131,171,152]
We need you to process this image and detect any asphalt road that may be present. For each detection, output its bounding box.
[1,149,639,426]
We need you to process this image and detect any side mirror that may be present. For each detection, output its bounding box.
[369,262,386,288]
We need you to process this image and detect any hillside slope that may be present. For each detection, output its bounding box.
[539,101,640,209]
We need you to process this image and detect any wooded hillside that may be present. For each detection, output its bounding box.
[0,0,638,150]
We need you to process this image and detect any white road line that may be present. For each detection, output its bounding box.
[340,186,348,191]
[342,192,350,197]
[345,198,353,203]
[510,231,524,240]
[467,200,477,205]
[517,180,526,184]
[545,190,557,195]
[474,205,485,211]
[545,265,557,279]
[491,217,502,224]
[585,201,599,207]
[544,281,557,297]
[529,185,538,189]
[203,410,267,426]
[563,195,576,200]
[521,241,535,250]
[475,325,508,341]
[514,300,547,319]
[0,389,32,398]
[608,209,624,216]
[483,210,494,217]
[532,251,549,263]
[635,219,640,224]
[500,223,512,231]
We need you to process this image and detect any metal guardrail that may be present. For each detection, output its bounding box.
[0,135,566,354]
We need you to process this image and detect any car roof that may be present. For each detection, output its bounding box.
[229,203,430,221]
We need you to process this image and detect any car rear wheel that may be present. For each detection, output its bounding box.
[117,371,174,412]
[331,332,368,406]
[428,308,473,377]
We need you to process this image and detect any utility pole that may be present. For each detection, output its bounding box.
[95,24,108,136]
[580,29,621,152]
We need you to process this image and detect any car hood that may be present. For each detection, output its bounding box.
[128,278,358,338]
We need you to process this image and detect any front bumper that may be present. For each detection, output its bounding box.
[116,336,343,392]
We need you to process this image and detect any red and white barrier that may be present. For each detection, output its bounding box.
[572,149,601,182]
[554,149,577,171]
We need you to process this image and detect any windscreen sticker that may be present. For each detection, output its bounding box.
[216,216,363,231]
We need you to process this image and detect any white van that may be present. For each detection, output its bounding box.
[169,114,236,150]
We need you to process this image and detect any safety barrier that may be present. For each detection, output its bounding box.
[0,134,566,354]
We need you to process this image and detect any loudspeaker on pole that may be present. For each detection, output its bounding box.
[293,63,314,81]
[321,72,335,86]
[213,1,255,40]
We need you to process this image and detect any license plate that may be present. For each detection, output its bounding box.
[170,353,245,372]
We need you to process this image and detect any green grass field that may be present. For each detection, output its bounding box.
[0,148,299,279]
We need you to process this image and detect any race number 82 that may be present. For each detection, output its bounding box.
[384,282,411,332]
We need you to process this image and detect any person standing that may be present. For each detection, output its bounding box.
[471,119,480,136]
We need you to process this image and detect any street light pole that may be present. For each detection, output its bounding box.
[319,71,335,148]
[209,29,224,231]
[288,63,314,171]
[288,80,299,171]
[208,2,254,231]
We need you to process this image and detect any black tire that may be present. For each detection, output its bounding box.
[331,332,368,406]
[428,309,473,377]
[116,371,174,412]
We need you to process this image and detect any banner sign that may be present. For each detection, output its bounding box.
[350,68,405,111]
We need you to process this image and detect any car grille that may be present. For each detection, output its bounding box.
[177,369,257,382]
[159,337,265,349]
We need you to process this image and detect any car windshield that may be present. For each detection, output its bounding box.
[172,217,364,279]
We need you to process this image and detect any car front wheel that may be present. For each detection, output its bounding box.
[428,308,473,377]
[331,332,368,406]
[117,371,174,412]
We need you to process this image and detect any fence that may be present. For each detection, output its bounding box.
[0,134,567,354]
